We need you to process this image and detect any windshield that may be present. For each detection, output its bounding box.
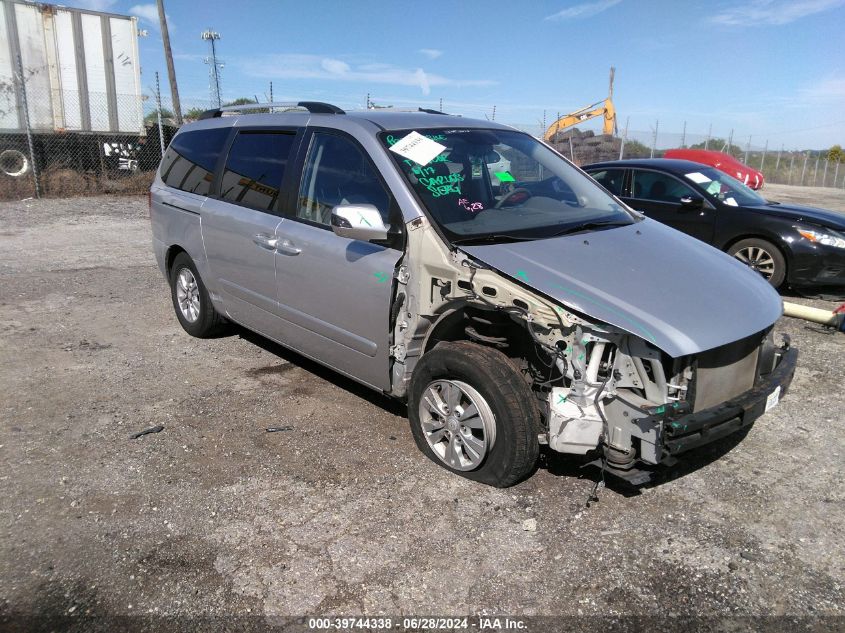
[683,167,767,207]
[381,128,634,242]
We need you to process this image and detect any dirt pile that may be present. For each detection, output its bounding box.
[549,128,646,165]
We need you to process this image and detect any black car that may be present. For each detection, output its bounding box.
[583,158,845,290]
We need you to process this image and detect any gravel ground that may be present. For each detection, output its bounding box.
[762,183,845,213]
[0,189,843,631]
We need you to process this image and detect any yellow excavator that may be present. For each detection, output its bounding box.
[544,67,617,142]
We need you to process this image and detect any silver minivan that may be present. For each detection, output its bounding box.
[149,102,797,487]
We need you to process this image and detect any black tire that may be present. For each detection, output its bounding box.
[408,341,540,487]
[728,238,787,289]
[169,252,227,338]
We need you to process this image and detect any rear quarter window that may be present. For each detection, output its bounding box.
[159,127,230,195]
[219,131,297,213]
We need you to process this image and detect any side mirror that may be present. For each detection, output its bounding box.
[679,194,704,209]
[330,204,389,242]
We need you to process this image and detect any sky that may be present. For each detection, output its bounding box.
[68,0,845,149]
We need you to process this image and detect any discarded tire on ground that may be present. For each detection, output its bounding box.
[0,149,30,178]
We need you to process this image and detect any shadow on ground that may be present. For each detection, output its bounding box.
[237,324,755,497]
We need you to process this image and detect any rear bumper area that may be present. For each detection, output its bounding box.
[662,346,798,458]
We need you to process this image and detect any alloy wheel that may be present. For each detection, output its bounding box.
[733,245,776,280]
[418,379,496,471]
[175,268,201,323]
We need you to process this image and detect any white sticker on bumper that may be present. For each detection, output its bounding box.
[765,386,781,412]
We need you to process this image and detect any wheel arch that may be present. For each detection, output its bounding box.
[421,303,530,356]
[164,244,189,277]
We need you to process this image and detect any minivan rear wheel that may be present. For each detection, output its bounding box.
[728,238,786,288]
[408,341,540,487]
[169,252,227,338]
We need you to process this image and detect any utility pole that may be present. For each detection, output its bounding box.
[727,129,733,154]
[704,123,712,150]
[744,135,751,164]
[492,105,496,121]
[760,139,767,171]
[650,120,659,158]
[157,0,182,124]
[788,153,795,185]
[681,121,686,148]
[822,157,828,187]
[619,116,629,159]
[812,153,820,185]
[439,97,443,112]
[269,81,273,103]
[775,144,783,171]
[800,152,809,185]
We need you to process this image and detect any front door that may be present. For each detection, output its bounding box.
[274,131,403,390]
[201,129,299,331]
[624,168,715,243]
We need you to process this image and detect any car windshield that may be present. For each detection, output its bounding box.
[683,167,767,207]
[381,128,634,242]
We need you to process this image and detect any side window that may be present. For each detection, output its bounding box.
[297,133,390,226]
[219,131,297,213]
[588,168,625,196]
[160,127,230,195]
[631,170,695,203]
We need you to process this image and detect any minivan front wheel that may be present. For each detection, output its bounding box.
[728,238,786,288]
[169,252,227,338]
[408,341,540,487]
[418,379,496,472]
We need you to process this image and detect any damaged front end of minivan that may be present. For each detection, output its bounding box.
[388,214,797,484]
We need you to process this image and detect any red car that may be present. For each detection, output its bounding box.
[663,148,764,190]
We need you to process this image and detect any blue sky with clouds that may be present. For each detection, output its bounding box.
[71,0,844,149]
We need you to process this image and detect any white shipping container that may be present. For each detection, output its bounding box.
[0,0,143,134]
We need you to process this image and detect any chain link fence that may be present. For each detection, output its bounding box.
[0,74,212,201]
[502,121,844,189]
[2,81,843,201]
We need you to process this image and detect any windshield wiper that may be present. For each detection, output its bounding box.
[549,219,631,237]
[450,233,539,246]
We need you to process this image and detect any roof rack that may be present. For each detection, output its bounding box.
[198,101,345,120]
[364,106,450,115]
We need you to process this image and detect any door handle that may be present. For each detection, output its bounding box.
[253,234,279,250]
[276,238,302,256]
